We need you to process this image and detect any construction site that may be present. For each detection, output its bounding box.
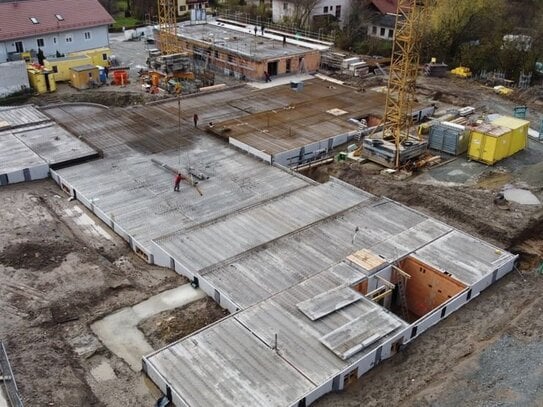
[1,0,543,407]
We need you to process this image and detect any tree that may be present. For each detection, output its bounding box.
[424,0,507,64]
[336,0,372,50]
[291,0,320,28]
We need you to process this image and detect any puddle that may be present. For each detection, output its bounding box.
[503,189,541,205]
[91,284,205,371]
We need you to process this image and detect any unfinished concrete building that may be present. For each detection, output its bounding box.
[208,79,435,167]
[40,93,517,406]
[0,105,98,186]
[174,22,321,81]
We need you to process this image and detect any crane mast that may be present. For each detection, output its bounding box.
[381,0,425,168]
[157,0,180,55]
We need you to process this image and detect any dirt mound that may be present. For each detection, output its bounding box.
[138,297,229,349]
[0,241,73,271]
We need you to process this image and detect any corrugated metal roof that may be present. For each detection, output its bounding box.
[0,0,114,41]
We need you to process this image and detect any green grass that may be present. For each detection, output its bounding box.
[112,16,140,29]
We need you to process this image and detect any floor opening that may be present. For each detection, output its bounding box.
[389,257,467,322]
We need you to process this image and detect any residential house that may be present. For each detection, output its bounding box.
[0,0,114,63]
[178,0,210,16]
[367,0,398,40]
[272,0,352,28]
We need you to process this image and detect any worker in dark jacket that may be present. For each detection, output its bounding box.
[174,173,183,191]
[193,113,199,128]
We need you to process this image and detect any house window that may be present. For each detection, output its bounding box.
[323,6,328,12]
[380,27,386,36]
[227,54,233,63]
[179,5,186,11]
[214,50,219,58]
[30,17,39,24]
[55,14,64,21]
[37,38,44,47]
[372,26,377,34]
[52,65,58,73]
[388,29,394,38]
[188,4,194,9]
[335,5,341,18]
[15,41,24,53]
[286,58,291,73]
[283,2,288,10]
[65,34,73,43]
[84,32,91,40]
[102,53,108,61]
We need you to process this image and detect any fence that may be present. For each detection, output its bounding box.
[217,10,335,43]
[0,341,23,407]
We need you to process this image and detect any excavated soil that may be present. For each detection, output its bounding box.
[138,297,229,349]
[302,161,542,248]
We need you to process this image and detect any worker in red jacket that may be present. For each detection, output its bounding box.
[174,173,183,191]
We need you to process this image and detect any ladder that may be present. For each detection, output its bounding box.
[396,278,409,321]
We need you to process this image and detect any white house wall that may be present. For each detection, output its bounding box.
[272,0,352,27]
[0,25,110,62]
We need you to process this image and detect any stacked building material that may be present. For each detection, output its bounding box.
[424,63,449,77]
[349,61,370,77]
[428,122,469,155]
[320,52,346,70]
[152,53,192,73]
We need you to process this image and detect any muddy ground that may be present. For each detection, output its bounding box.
[138,297,229,349]
[0,180,219,406]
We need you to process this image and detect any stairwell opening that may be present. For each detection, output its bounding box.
[390,256,467,323]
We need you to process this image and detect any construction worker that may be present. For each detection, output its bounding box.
[174,173,183,191]
[254,26,258,36]
[193,113,199,128]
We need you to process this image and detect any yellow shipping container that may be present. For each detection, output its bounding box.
[468,123,520,165]
[491,116,529,152]
[70,47,111,67]
[44,55,93,82]
[27,67,57,94]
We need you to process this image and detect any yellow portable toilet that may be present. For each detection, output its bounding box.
[27,66,57,94]
[490,116,529,154]
[70,64,100,89]
[468,123,517,165]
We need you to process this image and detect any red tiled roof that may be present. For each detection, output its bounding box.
[0,0,114,41]
[371,0,398,14]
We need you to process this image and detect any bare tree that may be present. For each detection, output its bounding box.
[291,0,320,28]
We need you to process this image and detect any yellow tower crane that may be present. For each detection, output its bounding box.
[363,0,427,168]
[157,0,180,55]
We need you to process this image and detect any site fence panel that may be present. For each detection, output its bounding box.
[0,341,23,407]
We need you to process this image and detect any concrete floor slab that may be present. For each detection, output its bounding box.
[91,284,205,371]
